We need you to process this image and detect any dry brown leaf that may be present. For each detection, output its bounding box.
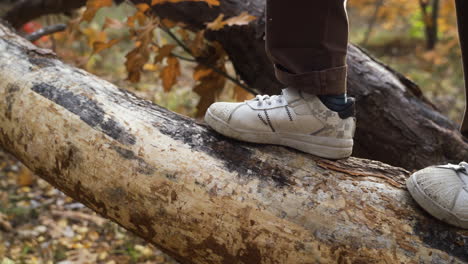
[190,30,206,57]
[82,0,113,22]
[193,65,226,117]
[207,12,256,31]
[93,38,120,54]
[234,85,254,101]
[161,56,181,92]
[206,14,225,31]
[154,44,176,63]
[136,3,151,12]
[193,67,213,81]
[161,18,177,28]
[127,9,148,28]
[152,0,220,7]
[125,49,147,82]
[125,21,157,82]
[81,28,107,46]
[17,167,34,187]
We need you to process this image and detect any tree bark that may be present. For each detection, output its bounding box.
[3,0,467,171]
[1,24,468,264]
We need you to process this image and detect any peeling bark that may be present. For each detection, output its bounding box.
[1,24,468,264]
[2,0,467,170]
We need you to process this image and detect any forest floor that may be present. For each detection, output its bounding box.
[0,150,178,264]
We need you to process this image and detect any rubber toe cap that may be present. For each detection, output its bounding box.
[207,102,241,123]
[412,167,463,210]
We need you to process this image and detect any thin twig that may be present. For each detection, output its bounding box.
[159,23,257,95]
[26,23,66,42]
[170,52,197,62]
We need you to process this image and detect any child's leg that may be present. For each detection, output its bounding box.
[265,0,349,96]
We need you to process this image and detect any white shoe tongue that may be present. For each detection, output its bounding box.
[282,88,301,103]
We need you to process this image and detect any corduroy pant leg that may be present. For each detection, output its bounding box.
[265,0,349,95]
[455,0,468,138]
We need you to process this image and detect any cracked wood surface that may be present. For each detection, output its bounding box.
[0,24,467,264]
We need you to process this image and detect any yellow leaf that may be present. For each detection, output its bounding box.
[81,0,113,22]
[152,0,220,7]
[93,38,120,54]
[143,63,160,71]
[161,56,181,92]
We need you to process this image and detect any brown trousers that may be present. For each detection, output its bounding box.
[266,0,468,137]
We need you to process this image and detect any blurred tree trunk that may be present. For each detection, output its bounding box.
[1,23,468,264]
[2,0,468,170]
[419,0,440,50]
[362,0,384,46]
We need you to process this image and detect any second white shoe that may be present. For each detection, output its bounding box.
[407,162,468,229]
[205,88,356,159]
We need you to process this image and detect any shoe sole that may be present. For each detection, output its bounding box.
[205,109,353,159]
[406,173,468,229]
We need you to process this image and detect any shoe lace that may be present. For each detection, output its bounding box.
[252,93,284,106]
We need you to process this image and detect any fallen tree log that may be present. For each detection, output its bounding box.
[1,24,468,264]
[3,0,468,170]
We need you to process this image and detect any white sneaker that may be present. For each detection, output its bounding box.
[407,162,468,229]
[204,88,356,159]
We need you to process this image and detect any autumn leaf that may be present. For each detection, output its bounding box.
[127,8,149,28]
[136,3,151,12]
[82,0,113,22]
[193,67,213,81]
[125,22,157,82]
[154,44,176,63]
[207,12,257,31]
[206,14,225,31]
[81,28,107,46]
[161,56,181,92]
[125,48,147,82]
[17,167,34,187]
[190,30,206,57]
[193,65,225,117]
[151,0,220,7]
[93,38,121,54]
[234,85,254,101]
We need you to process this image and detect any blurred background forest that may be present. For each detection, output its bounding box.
[0,0,465,263]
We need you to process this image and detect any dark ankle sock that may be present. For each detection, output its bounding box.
[318,94,348,112]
